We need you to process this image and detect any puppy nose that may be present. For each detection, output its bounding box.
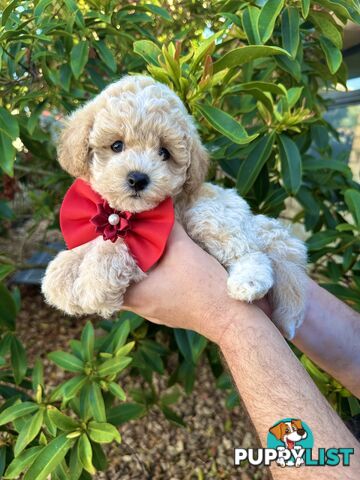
[127,171,150,192]
[298,429,305,436]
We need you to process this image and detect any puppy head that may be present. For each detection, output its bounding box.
[58,75,208,213]
[269,419,306,443]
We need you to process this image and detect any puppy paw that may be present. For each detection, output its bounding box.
[227,276,271,302]
[227,253,273,302]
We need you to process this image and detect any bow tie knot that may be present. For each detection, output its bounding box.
[90,202,133,243]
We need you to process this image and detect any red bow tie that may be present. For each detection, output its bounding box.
[60,178,175,272]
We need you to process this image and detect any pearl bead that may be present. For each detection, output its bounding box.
[108,213,120,225]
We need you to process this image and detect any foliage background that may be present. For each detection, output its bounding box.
[0,0,360,478]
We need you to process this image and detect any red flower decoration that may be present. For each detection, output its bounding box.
[90,202,133,243]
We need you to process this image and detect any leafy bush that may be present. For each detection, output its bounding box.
[0,0,360,477]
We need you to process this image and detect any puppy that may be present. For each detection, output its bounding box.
[42,75,307,339]
[269,419,307,467]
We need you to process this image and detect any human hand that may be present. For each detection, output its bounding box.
[123,222,271,344]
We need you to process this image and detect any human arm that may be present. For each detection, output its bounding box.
[219,305,359,479]
[124,222,360,479]
[292,277,360,398]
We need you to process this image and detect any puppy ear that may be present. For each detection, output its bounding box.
[292,419,302,430]
[269,423,284,440]
[184,131,209,195]
[57,99,99,178]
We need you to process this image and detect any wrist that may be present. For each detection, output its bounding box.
[217,302,273,351]
[199,295,264,347]
[196,295,235,345]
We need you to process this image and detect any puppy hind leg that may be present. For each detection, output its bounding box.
[41,245,90,316]
[227,252,274,303]
[269,262,307,340]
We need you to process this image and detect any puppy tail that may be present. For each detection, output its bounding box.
[254,215,308,340]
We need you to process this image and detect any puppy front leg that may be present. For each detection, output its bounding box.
[73,238,145,317]
[183,183,274,303]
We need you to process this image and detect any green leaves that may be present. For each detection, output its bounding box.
[133,40,161,66]
[97,355,132,377]
[88,421,121,444]
[301,0,310,18]
[242,6,261,45]
[88,382,106,422]
[48,352,84,373]
[10,336,27,385]
[237,133,275,196]
[275,54,301,81]
[213,45,290,73]
[319,36,342,74]
[108,403,146,426]
[0,107,19,140]
[258,0,284,43]
[310,10,343,74]
[286,87,303,109]
[0,402,39,426]
[34,0,53,20]
[277,134,302,194]
[62,375,87,401]
[1,0,20,26]
[111,319,131,353]
[142,3,172,21]
[310,11,343,49]
[344,190,360,226]
[195,103,258,145]
[70,40,89,79]
[225,81,286,97]
[108,382,126,401]
[0,285,17,330]
[174,329,207,364]
[0,107,19,176]
[42,319,134,435]
[14,409,44,456]
[78,434,95,474]
[23,434,73,480]
[47,407,79,432]
[81,321,94,362]
[32,358,44,391]
[281,7,300,58]
[4,446,43,479]
[94,41,117,73]
[161,405,185,427]
[307,231,339,250]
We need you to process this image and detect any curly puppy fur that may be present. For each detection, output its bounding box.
[42,75,307,339]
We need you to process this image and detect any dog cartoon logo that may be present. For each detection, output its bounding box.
[267,418,313,467]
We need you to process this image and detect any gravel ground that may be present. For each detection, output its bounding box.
[16,286,271,480]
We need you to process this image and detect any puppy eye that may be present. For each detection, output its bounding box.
[159,147,170,161]
[111,140,124,153]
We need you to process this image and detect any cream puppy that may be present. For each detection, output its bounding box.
[42,75,307,339]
